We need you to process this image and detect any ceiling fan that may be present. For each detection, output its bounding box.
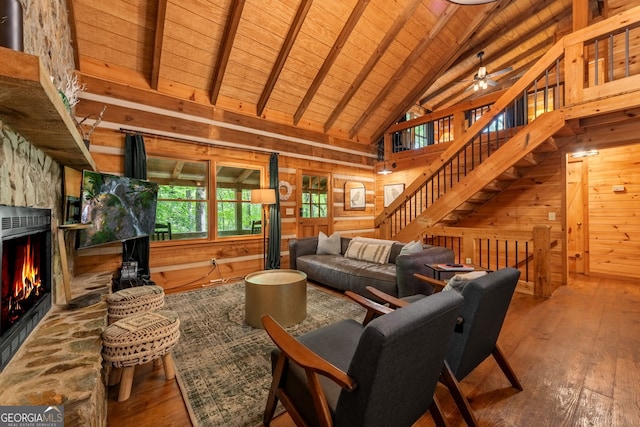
[462,51,513,92]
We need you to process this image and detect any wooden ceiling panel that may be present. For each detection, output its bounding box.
[74,0,154,27]
[69,0,584,144]
[159,52,213,89]
[74,1,154,73]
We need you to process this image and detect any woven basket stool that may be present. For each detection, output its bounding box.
[102,309,180,402]
[107,285,165,324]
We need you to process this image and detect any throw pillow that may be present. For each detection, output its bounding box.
[316,231,341,255]
[399,240,423,256]
[344,238,394,264]
[442,270,488,292]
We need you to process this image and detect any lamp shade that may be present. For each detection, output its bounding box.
[251,188,276,205]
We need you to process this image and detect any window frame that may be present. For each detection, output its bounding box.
[148,156,210,243]
[214,161,266,240]
[146,153,267,244]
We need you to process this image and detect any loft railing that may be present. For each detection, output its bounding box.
[376,6,640,240]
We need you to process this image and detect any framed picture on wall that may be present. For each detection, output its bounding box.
[384,183,405,207]
[345,181,366,210]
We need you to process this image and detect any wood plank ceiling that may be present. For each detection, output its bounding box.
[68,0,604,145]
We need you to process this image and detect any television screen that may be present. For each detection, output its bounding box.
[78,171,159,248]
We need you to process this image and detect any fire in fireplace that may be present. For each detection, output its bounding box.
[0,206,51,371]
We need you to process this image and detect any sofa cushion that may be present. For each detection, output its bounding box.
[344,238,395,264]
[399,240,423,256]
[317,231,341,255]
[296,254,397,296]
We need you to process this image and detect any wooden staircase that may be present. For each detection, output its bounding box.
[390,110,571,242]
[376,5,640,243]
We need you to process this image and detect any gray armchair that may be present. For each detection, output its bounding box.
[358,267,523,427]
[261,291,464,427]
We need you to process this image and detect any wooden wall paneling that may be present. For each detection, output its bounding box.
[453,152,565,289]
[587,143,640,279]
[76,97,375,167]
[74,125,376,288]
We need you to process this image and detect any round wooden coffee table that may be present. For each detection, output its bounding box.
[244,269,307,328]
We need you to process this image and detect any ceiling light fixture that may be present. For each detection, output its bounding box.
[571,149,599,158]
[378,164,392,175]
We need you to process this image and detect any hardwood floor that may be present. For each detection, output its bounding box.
[107,273,640,426]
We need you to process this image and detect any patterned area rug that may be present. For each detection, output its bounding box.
[164,281,365,427]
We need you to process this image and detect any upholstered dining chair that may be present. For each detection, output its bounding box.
[352,267,523,427]
[261,290,464,427]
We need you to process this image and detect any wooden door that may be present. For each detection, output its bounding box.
[297,171,332,238]
[567,159,587,273]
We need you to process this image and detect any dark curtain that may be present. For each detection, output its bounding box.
[266,153,281,270]
[123,133,150,278]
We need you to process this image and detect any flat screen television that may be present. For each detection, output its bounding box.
[78,171,159,248]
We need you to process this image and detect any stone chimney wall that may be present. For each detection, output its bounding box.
[0,0,77,303]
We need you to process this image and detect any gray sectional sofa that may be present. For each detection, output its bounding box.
[289,236,454,298]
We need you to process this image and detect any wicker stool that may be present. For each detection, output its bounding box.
[102,310,180,402]
[107,285,165,324]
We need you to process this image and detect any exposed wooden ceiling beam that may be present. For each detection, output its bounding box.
[293,0,370,125]
[66,0,81,69]
[256,0,313,117]
[235,168,254,183]
[368,1,503,142]
[419,4,571,111]
[322,0,422,133]
[348,3,462,139]
[430,39,554,111]
[210,0,246,105]
[447,0,569,73]
[171,160,185,179]
[150,0,168,90]
[419,9,571,111]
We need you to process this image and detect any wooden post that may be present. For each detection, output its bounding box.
[453,110,466,143]
[56,222,91,304]
[56,221,73,304]
[462,235,475,265]
[564,43,586,106]
[533,225,552,298]
[379,220,390,240]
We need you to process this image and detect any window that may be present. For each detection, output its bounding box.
[216,165,262,237]
[148,157,265,240]
[301,174,328,218]
[147,157,209,241]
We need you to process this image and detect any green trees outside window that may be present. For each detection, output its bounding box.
[216,166,262,236]
[156,185,208,239]
[148,157,208,241]
[300,174,328,218]
[148,158,264,240]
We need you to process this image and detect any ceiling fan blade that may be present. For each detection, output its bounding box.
[486,66,513,78]
[486,78,498,87]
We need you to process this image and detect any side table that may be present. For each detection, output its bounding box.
[425,263,491,281]
[244,269,307,328]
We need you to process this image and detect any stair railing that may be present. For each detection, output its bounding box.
[377,41,566,239]
[377,4,640,240]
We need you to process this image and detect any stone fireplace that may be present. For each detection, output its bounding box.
[0,205,52,371]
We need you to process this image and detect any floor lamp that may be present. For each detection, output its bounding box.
[251,188,276,270]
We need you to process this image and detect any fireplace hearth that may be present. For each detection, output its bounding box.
[1,205,52,371]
